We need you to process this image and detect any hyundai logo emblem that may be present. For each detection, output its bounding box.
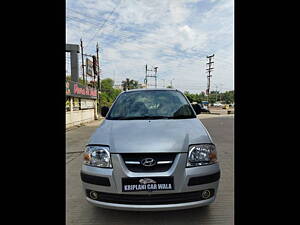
[141,158,156,167]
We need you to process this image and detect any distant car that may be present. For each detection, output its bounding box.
[202,104,208,110]
[198,103,210,113]
[201,108,210,113]
[201,101,209,109]
[213,102,223,107]
[222,104,229,110]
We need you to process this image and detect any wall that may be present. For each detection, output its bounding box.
[66,109,95,128]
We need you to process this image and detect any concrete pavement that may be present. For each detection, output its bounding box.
[66,119,103,164]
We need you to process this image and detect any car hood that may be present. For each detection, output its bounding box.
[88,118,213,153]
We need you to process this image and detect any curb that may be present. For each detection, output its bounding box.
[198,114,234,119]
[66,151,84,154]
[66,118,104,132]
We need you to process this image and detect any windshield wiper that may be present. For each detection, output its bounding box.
[109,115,195,120]
[110,116,170,120]
[167,115,195,119]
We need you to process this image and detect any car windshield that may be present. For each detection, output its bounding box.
[107,90,196,120]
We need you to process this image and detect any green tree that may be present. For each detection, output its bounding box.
[121,78,139,91]
[220,91,234,104]
[184,90,234,105]
[184,91,206,103]
[99,78,122,107]
[65,75,86,85]
[101,78,114,93]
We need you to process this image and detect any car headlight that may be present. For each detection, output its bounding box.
[187,144,217,167]
[83,145,112,168]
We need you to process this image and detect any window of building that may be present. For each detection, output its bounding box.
[66,97,71,111]
[73,97,80,111]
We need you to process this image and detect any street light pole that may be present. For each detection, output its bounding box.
[154,67,158,88]
[215,84,218,102]
[161,79,165,88]
[80,38,85,84]
[170,78,175,88]
[96,42,101,115]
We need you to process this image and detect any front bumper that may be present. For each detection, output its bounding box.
[86,195,216,211]
[81,153,220,211]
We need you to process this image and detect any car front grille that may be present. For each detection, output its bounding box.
[121,153,177,172]
[86,189,214,205]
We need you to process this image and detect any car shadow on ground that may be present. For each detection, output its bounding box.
[89,206,213,225]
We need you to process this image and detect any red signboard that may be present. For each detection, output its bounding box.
[66,81,97,99]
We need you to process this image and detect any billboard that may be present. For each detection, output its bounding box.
[86,58,94,77]
[66,80,97,99]
[92,56,99,75]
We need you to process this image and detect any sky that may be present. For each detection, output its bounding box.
[66,0,234,93]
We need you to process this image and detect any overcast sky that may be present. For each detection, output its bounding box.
[66,0,233,93]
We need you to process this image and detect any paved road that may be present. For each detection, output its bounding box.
[66,116,234,225]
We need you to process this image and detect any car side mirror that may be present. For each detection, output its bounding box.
[101,106,109,117]
[192,104,201,115]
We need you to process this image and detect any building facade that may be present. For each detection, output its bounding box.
[66,44,98,128]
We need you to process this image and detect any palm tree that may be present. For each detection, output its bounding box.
[121,78,139,91]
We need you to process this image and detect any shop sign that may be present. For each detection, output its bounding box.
[86,58,94,76]
[93,56,99,75]
[80,99,94,109]
[66,81,97,99]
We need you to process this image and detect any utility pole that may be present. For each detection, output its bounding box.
[161,79,165,88]
[96,42,101,114]
[144,65,147,87]
[154,67,158,88]
[170,78,175,88]
[206,54,214,105]
[144,64,158,88]
[80,38,85,84]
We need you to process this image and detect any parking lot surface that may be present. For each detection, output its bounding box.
[66,116,234,225]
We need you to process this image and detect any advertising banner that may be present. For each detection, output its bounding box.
[86,58,94,77]
[66,81,97,99]
[92,56,99,75]
[80,99,95,109]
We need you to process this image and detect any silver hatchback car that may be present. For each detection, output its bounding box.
[81,88,220,211]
